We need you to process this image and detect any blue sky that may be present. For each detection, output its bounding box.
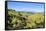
[8,2,44,12]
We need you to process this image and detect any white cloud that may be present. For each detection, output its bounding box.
[15,7,44,12]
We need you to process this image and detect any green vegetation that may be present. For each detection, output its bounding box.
[6,9,45,30]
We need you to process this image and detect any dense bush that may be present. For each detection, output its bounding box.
[6,9,45,30]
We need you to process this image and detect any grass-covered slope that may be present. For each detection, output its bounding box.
[5,9,45,30]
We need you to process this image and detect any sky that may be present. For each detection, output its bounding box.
[8,2,44,12]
